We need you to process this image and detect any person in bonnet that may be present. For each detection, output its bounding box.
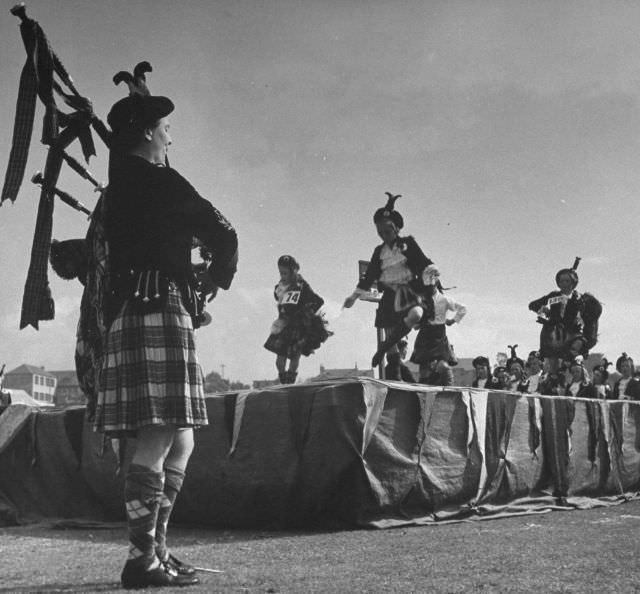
[94,66,237,589]
[343,192,434,379]
[264,255,331,384]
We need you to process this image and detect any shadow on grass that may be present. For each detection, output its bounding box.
[0,582,120,593]
[0,521,354,546]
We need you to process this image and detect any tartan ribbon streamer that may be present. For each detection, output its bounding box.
[20,186,55,329]
[1,17,57,205]
[20,126,76,330]
[1,15,94,205]
[0,27,42,204]
[6,13,99,328]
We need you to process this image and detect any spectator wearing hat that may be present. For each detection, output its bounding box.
[471,356,498,389]
[592,359,612,400]
[611,353,640,400]
[343,192,434,379]
[505,345,528,392]
[264,255,331,384]
[528,257,602,375]
[524,350,544,394]
[96,78,238,589]
[565,358,597,399]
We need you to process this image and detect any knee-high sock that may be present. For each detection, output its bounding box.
[155,465,186,562]
[124,463,164,566]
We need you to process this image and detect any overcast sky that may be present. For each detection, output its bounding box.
[1,0,639,383]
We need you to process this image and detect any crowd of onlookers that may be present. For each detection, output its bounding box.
[466,349,639,399]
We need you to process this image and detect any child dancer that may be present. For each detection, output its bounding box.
[343,192,434,380]
[403,265,466,384]
[264,255,331,384]
[528,257,602,374]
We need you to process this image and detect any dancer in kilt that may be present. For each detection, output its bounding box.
[95,86,237,589]
[528,257,602,375]
[406,265,466,385]
[343,192,434,379]
[264,255,331,384]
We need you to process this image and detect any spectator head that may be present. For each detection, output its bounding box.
[473,356,491,380]
[616,353,635,377]
[569,357,587,383]
[592,358,611,385]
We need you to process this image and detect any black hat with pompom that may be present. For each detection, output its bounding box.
[373,192,404,229]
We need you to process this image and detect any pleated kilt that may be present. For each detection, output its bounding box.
[264,309,332,358]
[94,284,208,436]
[410,323,451,365]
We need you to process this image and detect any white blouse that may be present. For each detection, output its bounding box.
[378,243,413,287]
[426,291,467,325]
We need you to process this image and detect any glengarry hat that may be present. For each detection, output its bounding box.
[107,61,174,135]
[555,256,581,288]
[373,192,404,229]
[506,345,524,371]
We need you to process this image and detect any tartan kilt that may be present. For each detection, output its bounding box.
[94,284,208,436]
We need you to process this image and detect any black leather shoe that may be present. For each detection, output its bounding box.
[163,553,196,576]
[555,496,571,507]
[121,559,199,589]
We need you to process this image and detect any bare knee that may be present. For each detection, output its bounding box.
[165,428,194,472]
[132,425,177,472]
[404,306,423,329]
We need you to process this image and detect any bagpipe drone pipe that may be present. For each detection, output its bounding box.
[2,3,215,330]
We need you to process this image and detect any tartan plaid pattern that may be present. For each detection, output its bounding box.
[94,286,208,436]
[75,195,109,422]
[19,187,55,329]
[0,64,37,204]
[125,464,164,562]
[2,18,58,205]
[155,466,185,562]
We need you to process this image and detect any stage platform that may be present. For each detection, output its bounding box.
[1,378,639,528]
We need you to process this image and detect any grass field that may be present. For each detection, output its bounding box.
[1,499,640,593]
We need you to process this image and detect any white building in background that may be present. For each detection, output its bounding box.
[3,364,57,405]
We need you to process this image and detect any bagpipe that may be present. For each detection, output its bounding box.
[2,3,214,329]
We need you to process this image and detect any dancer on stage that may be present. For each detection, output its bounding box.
[264,255,331,384]
[528,257,602,374]
[406,264,466,385]
[94,78,238,589]
[343,192,434,379]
